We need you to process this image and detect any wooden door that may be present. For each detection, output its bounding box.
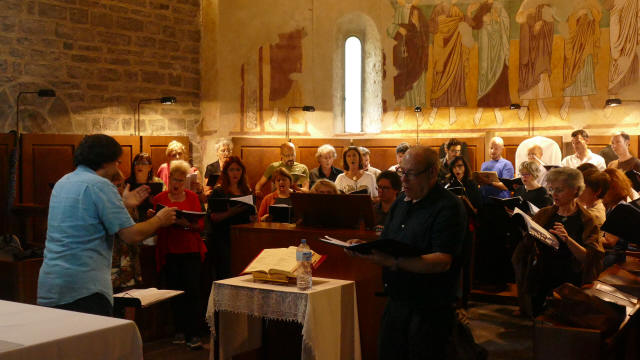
[141,136,190,178]
[113,136,141,180]
[20,134,85,205]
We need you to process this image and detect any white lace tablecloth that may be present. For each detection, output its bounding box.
[0,300,142,360]
[206,275,361,360]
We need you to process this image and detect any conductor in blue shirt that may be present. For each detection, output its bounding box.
[38,134,177,316]
[347,145,466,359]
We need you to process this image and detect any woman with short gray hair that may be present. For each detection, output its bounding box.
[512,167,603,317]
[514,161,552,209]
[309,144,343,188]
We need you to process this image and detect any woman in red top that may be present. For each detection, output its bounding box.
[152,159,206,350]
[258,167,293,222]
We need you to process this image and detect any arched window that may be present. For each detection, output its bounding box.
[344,36,362,133]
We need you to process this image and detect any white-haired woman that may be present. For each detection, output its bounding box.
[151,160,206,349]
[512,167,603,317]
[204,138,233,195]
[514,160,552,210]
[309,144,343,188]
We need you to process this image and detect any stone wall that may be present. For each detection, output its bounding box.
[0,0,202,164]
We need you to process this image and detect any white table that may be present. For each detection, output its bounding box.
[0,300,142,360]
[206,275,361,360]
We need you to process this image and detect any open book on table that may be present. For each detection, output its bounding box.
[512,208,559,250]
[319,236,425,257]
[113,288,183,308]
[242,246,326,283]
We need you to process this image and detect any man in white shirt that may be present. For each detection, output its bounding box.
[561,129,606,170]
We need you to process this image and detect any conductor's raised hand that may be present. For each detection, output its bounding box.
[154,206,177,227]
[123,184,150,208]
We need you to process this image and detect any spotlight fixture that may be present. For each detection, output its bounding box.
[137,96,177,136]
[509,103,532,136]
[15,89,56,135]
[605,98,622,107]
[285,105,315,141]
[414,106,423,144]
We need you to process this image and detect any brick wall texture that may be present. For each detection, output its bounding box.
[0,0,202,163]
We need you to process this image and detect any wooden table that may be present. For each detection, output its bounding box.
[230,222,383,360]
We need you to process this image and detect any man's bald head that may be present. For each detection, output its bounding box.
[400,146,439,200]
[280,142,296,166]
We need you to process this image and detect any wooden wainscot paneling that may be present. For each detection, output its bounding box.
[141,135,191,177]
[20,134,85,205]
[231,137,486,192]
[113,136,142,180]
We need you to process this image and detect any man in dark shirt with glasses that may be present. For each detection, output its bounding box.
[348,145,466,359]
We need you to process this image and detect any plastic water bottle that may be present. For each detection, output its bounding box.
[296,239,312,290]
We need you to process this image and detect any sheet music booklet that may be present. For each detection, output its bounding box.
[156,204,206,222]
[113,288,183,308]
[319,236,425,257]
[511,207,559,250]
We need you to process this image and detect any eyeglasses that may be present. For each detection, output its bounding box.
[547,186,566,194]
[396,167,427,179]
[520,172,532,177]
[377,185,393,191]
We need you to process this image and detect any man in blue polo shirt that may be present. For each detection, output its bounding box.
[38,134,176,316]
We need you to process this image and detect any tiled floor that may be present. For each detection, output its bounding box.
[143,301,533,360]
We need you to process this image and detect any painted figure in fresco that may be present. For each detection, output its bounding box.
[466,0,511,126]
[516,1,557,122]
[387,0,430,125]
[606,0,640,96]
[428,0,473,126]
[268,29,305,130]
[559,1,601,120]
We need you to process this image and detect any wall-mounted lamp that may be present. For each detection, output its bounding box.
[15,89,56,135]
[605,98,622,107]
[509,103,532,136]
[285,105,315,142]
[414,106,422,144]
[136,96,177,136]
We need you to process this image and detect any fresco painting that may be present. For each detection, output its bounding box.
[233,0,640,135]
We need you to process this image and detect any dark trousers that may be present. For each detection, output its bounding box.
[379,300,455,360]
[164,252,202,340]
[54,292,113,317]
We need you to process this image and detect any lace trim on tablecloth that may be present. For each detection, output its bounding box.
[207,283,307,329]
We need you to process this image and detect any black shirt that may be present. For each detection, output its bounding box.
[309,166,343,187]
[204,161,222,186]
[381,185,467,307]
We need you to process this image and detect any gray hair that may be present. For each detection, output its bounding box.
[546,167,585,196]
[359,146,371,156]
[215,138,233,152]
[490,136,504,147]
[519,160,542,180]
[169,160,191,177]
[315,144,337,160]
